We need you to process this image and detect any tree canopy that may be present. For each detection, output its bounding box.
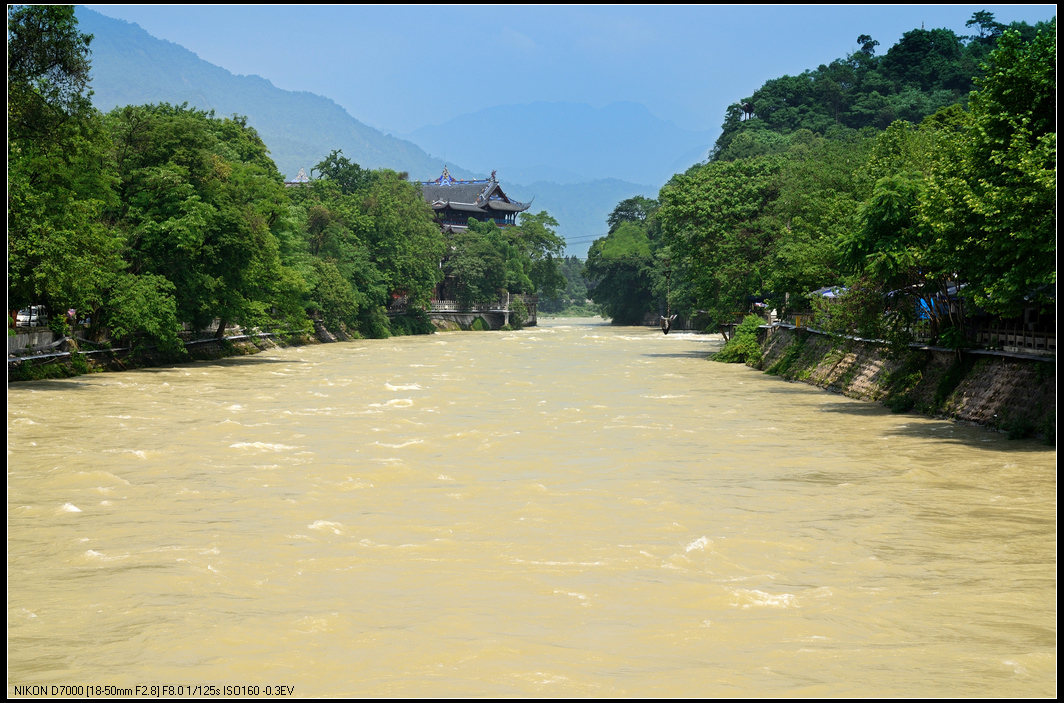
[589,12,1056,350]
[711,13,1055,160]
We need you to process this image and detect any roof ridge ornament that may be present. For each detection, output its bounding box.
[435,166,456,186]
[478,179,497,203]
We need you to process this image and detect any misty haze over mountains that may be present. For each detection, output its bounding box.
[403,102,713,186]
[76,7,710,255]
[75,9,475,181]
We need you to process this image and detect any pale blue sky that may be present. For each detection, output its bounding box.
[85,5,1055,136]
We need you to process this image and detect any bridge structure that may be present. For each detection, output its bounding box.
[387,295,538,330]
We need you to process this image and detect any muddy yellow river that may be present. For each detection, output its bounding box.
[7,319,1056,696]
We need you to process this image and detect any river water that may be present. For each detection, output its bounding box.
[7,319,1056,696]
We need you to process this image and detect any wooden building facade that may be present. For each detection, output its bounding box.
[419,167,530,231]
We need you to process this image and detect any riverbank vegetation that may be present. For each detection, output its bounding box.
[586,11,1055,353]
[538,256,599,316]
[8,6,565,356]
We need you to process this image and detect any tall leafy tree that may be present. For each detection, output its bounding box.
[966,11,1005,42]
[8,5,125,323]
[765,131,872,312]
[312,149,374,195]
[607,196,659,233]
[7,4,94,144]
[658,156,785,326]
[584,221,656,324]
[444,220,508,309]
[105,103,303,337]
[857,34,880,56]
[920,22,1056,317]
[512,211,566,300]
[879,27,974,93]
[438,212,565,310]
[356,171,444,307]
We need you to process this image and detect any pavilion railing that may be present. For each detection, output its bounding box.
[972,326,1055,354]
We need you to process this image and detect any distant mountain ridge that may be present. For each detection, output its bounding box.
[75,7,478,182]
[404,101,714,186]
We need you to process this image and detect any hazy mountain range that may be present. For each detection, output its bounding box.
[75,7,707,255]
[403,101,712,186]
[75,8,473,181]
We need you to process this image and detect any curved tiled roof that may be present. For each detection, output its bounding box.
[421,182,490,204]
[436,201,489,213]
[484,200,529,212]
[419,168,531,215]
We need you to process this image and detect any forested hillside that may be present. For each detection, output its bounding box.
[585,11,1056,354]
[711,13,1053,160]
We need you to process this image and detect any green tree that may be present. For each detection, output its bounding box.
[105,103,303,337]
[921,22,1056,317]
[880,27,974,93]
[7,5,94,144]
[285,160,429,338]
[583,221,656,324]
[309,258,362,334]
[607,196,659,233]
[715,128,794,161]
[445,220,508,309]
[837,112,974,342]
[7,4,128,326]
[857,34,880,56]
[966,11,1004,42]
[8,119,122,315]
[356,171,444,307]
[512,211,566,300]
[104,273,181,351]
[658,156,784,328]
[312,149,374,195]
[765,131,872,314]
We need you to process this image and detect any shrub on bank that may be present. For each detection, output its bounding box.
[509,297,529,330]
[9,359,75,382]
[713,315,764,365]
[390,309,435,336]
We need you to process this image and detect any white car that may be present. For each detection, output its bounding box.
[15,305,48,327]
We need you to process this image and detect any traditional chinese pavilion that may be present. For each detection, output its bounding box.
[419,167,531,231]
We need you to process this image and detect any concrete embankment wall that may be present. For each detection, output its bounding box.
[755,326,1055,442]
[425,309,540,331]
[9,327,63,355]
[8,334,306,382]
[429,312,507,331]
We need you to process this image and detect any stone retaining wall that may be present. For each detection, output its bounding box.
[757,326,1055,442]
